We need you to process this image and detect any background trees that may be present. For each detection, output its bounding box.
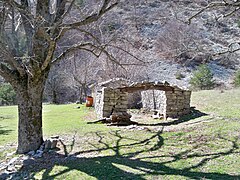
[0,82,16,105]
[38,0,240,104]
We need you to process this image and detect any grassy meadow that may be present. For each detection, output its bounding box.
[0,89,239,179]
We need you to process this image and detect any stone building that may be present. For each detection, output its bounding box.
[91,79,191,120]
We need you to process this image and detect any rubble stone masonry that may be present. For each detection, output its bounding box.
[93,80,191,119]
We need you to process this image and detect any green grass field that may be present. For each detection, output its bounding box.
[0,89,240,179]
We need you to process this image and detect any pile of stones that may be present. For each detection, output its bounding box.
[0,136,60,177]
[109,111,136,125]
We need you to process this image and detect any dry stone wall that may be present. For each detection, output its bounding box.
[165,90,191,118]
[96,87,128,118]
[94,80,191,119]
[141,89,191,118]
[94,89,103,118]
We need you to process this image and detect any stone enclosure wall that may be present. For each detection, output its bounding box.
[95,87,128,118]
[95,88,191,119]
[141,89,191,118]
[93,80,191,120]
[165,90,191,117]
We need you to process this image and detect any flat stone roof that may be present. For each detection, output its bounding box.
[92,78,190,92]
[117,81,189,92]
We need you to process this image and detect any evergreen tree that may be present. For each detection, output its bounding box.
[190,64,215,90]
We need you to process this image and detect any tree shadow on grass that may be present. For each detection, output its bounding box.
[1,130,239,180]
[0,126,12,135]
[138,108,208,127]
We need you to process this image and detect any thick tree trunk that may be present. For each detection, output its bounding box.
[16,77,46,154]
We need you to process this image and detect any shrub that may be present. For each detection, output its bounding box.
[234,69,240,87]
[190,64,215,90]
[175,72,185,80]
[0,83,16,105]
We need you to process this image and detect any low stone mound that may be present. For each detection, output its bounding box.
[88,111,137,126]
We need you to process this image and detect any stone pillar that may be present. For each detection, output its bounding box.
[95,89,104,118]
[95,87,128,118]
[165,90,191,118]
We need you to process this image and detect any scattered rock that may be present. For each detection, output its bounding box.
[110,112,133,125]
[4,170,12,174]
[75,101,81,104]
[44,140,52,150]
[6,151,15,157]
[33,150,43,158]
[14,164,22,169]
[6,165,16,172]
[7,157,18,166]
[39,145,44,151]
[0,163,7,171]
[44,136,59,151]
[50,140,58,149]
[152,114,164,119]
[22,156,29,161]
[27,150,35,156]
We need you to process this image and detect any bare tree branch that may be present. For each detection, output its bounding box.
[55,0,75,24]
[0,41,25,76]
[62,0,118,28]
[188,1,230,24]
[41,41,56,71]
[52,42,94,64]
[52,41,126,69]
[213,48,240,56]
[0,63,18,83]
[107,44,147,64]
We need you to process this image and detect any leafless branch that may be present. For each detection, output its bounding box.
[107,44,147,64]
[73,28,101,44]
[219,6,240,19]
[52,42,95,64]
[62,0,118,28]
[0,63,17,83]
[41,41,56,71]
[0,41,25,76]
[52,41,126,69]
[213,48,240,56]
[188,1,235,24]
[55,0,76,24]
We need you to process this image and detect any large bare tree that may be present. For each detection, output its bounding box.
[0,0,118,153]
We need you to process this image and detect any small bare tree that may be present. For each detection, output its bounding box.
[155,20,202,64]
[71,51,98,103]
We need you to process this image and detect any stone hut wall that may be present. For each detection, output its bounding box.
[165,90,191,117]
[141,89,191,118]
[94,89,103,118]
[96,87,128,118]
[94,80,192,119]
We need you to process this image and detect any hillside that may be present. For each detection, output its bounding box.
[43,0,240,102]
[104,0,240,86]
